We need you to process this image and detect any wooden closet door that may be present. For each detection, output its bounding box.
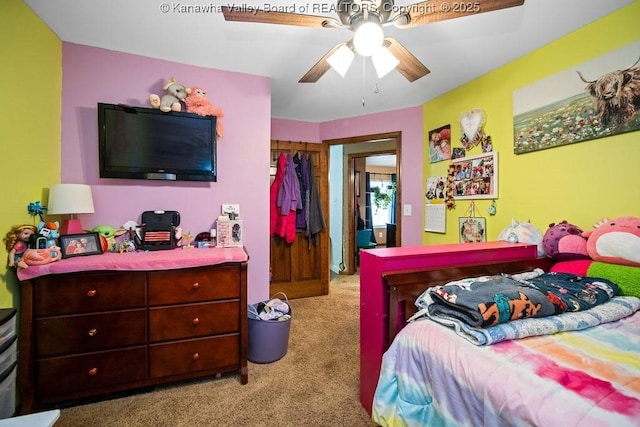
[269,141,329,299]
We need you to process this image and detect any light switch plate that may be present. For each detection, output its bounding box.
[403,204,412,216]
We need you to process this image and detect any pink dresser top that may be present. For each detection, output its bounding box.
[17,247,249,281]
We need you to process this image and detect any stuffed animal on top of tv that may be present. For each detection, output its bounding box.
[184,87,225,138]
[582,216,640,267]
[149,77,191,112]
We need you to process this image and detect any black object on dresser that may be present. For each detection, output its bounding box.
[17,259,248,414]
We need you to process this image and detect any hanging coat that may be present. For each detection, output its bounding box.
[306,154,326,245]
[275,153,302,244]
[295,153,310,231]
[270,152,287,236]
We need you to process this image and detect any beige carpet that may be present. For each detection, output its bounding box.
[54,273,372,427]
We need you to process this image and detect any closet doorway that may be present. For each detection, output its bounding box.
[269,141,330,299]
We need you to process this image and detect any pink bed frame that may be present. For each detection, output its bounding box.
[358,241,540,415]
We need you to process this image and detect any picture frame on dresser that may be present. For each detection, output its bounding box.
[59,232,103,258]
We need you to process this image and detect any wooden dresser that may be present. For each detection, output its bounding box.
[17,249,248,413]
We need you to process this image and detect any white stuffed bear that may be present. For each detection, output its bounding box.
[149,77,191,112]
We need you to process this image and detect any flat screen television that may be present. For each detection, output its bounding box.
[98,103,217,182]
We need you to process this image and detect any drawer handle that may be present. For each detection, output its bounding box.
[87,289,97,297]
[88,328,98,337]
[192,317,200,325]
[192,282,200,289]
[192,352,200,360]
[88,368,98,376]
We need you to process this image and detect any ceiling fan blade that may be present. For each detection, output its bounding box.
[299,43,347,83]
[221,6,342,28]
[394,0,525,28]
[383,37,430,82]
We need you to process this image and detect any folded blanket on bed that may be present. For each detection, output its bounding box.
[422,269,619,327]
[418,295,640,345]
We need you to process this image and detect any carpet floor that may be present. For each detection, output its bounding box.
[53,273,372,427]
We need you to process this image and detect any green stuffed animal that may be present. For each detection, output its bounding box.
[92,225,126,250]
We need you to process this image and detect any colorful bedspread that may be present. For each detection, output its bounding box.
[372,306,640,427]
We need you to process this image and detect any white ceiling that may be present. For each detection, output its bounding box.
[367,154,396,167]
[24,0,634,122]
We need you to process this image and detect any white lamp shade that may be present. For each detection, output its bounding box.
[48,184,95,215]
[371,46,400,78]
[327,44,355,77]
[353,22,384,57]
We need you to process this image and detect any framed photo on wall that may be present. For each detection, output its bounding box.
[60,232,104,259]
[459,217,487,243]
[450,152,498,200]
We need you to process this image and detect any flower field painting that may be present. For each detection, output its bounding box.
[513,41,640,154]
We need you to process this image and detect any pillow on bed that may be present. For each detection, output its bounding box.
[588,262,640,298]
[551,260,640,298]
[550,260,592,276]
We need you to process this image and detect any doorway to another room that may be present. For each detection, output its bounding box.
[326,132,401,276]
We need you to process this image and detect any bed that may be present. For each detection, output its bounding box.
[372,258,640,426]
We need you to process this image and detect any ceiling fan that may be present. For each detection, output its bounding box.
[222,0,525,83]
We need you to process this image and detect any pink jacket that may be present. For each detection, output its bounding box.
[270,153,300,243]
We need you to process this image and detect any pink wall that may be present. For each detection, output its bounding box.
[61,43,271,303]
[60,43,424,303]
[273,108,423,247]
[320,108,423,246]
[270,118,320,142]
[273,108,422,246]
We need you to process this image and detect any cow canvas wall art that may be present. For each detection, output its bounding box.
[513,40,640,154]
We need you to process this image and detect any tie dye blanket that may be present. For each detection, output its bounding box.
[372,303,640,427]
[421,269,619,328]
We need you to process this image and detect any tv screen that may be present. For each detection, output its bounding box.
[98,103,217,182]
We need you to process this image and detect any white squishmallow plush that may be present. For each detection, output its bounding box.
[497,218,545,257]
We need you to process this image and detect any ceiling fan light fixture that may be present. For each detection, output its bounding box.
[353,21,384,57]
[327,44,355,77]
[371,46,399,78]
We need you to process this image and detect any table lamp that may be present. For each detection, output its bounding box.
[47,184,95,235]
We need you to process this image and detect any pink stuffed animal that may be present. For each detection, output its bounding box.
[184,87,224,138]
[19,246,62,269]
[583,217,640,267]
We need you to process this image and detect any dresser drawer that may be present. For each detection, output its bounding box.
[36,309,147,357]
[35,272,147,316]
[148,265,240,305]
[149,335,239,378]
[149,301,239,342]
[36,346,147,398]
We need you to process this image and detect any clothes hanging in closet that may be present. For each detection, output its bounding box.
[269,152,287,236]
[294,153,309,231]
[273,153,302,244]
[306,154,326,245]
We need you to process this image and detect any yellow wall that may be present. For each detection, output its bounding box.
[423,2,640,245]
[0,0,61,307]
